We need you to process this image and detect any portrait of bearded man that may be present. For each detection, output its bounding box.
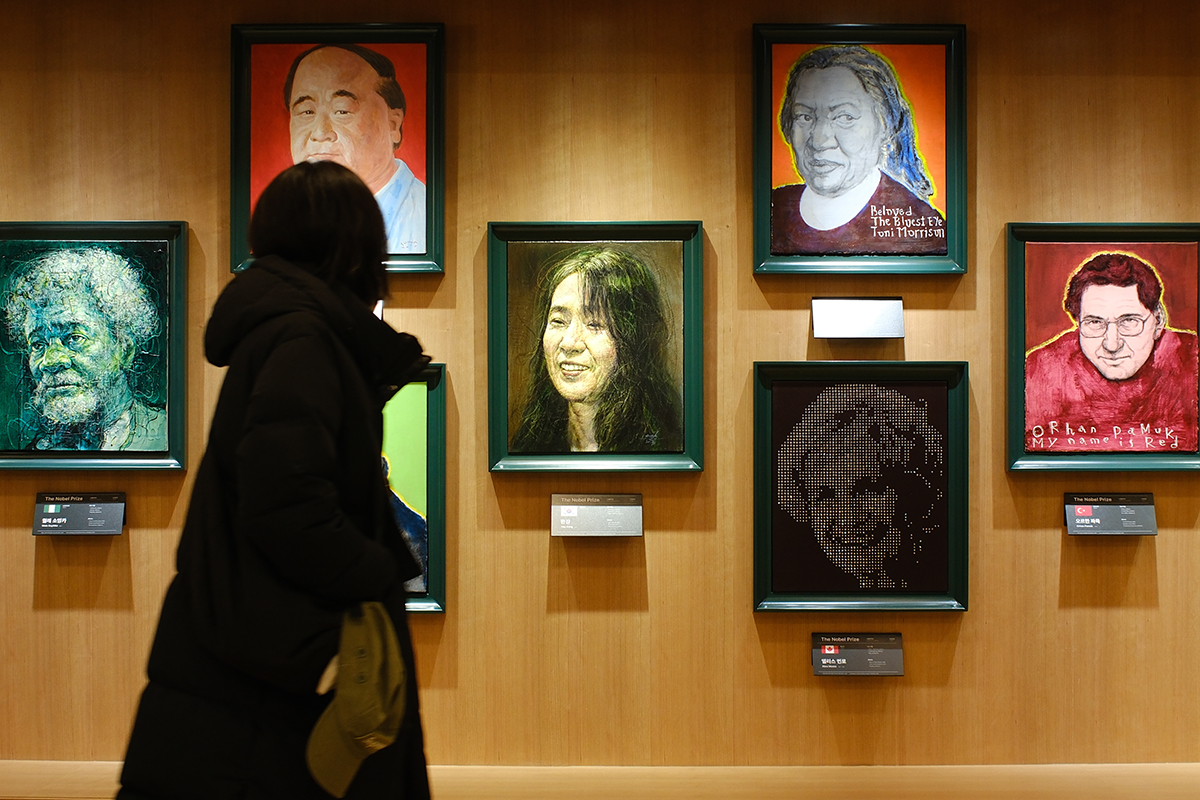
[3,247,166,452]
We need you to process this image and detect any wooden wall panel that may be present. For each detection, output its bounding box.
[1,0,1199,773]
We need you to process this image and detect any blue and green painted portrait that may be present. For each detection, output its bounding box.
[0,234,177,462]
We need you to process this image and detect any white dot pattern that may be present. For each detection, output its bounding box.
[776,383,946,589]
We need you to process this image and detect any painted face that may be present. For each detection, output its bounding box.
[1076,284,1164,381]
[23,294,128,426]
[788,66,886,198]
[804,441,901,583]
[541,272,618,404]
[289,47,404,193]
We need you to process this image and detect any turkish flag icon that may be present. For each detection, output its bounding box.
[1074,505,1093,516]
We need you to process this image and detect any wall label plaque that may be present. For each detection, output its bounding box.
[812,633,904,676]
[551,493,643,537]
[1064,493,1157,536]
[811,297,905,339]
[33,492,126,536]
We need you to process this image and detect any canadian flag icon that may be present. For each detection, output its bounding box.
[822,645,839,654]
[1074,505,1093,516]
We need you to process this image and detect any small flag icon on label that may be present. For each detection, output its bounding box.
[1074,505,1093,516]
[44,504,60,513]
[822,645,839,654]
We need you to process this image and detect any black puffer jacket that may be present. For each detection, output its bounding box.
[119,257,431,800]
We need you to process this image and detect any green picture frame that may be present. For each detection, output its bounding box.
[753,361,968,611]
[1007,223,1200,471]
[0,221,187,469]
[753,23,967,275]
[487,221,704,472]
[231,23,445,273]
[383,363,446,612]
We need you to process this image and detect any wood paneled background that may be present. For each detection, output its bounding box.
[2,0,1199,769]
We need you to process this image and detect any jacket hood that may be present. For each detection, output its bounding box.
[205,257,429,400]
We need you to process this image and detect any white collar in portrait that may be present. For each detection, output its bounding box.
[799,167,882,231]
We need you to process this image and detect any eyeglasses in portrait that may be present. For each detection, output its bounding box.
[1007,224,1200,470]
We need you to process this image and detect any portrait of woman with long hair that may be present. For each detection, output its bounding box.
[509,245,683,454]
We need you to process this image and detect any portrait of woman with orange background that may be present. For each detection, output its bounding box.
[753,25,965,274]
[770,42,947,257]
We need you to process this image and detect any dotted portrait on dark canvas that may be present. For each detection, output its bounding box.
[771,381,950,593]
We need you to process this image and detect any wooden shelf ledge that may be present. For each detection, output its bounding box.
[1,761,1197,800]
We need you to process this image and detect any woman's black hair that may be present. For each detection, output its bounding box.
[510,246,682,453]
[248,160,388,304]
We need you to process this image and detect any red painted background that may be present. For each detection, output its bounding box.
[248,42,428,211]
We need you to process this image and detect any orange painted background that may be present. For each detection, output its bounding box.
[771,43,947,216]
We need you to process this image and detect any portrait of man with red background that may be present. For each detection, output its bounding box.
[248,41,429,256]
[1024,241,1199,453]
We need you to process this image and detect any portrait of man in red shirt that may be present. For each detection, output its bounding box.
[1024,244,1199,453]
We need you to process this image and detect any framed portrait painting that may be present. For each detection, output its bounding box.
[487,222,703,472]
[753,24,966,274]
[0,222,187,469]
[1007,223,1200,470]
[232,24,445,273]
[383,363,446,612]
[753,361,968,611]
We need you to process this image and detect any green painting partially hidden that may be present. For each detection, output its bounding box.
[382,380,428,592]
